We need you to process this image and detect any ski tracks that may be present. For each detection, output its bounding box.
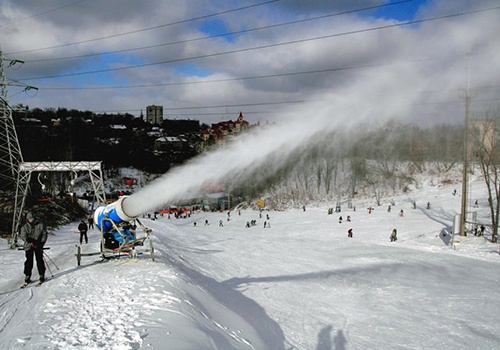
[37,260,178,349]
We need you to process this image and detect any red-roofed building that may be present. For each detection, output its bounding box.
[199,112,252,151]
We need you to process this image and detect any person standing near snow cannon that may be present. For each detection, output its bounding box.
[78,220,88,244]
[20,212,48,284]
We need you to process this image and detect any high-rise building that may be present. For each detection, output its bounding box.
[146,105,163,124]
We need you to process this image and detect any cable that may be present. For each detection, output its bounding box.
[22,0,412,63]
[5,0,280,55]
[0,0,89,27]
[16,5,500,82]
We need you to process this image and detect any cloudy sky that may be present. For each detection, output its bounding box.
[1,0,499,125]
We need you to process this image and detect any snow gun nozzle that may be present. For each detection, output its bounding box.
[94,196,136,233]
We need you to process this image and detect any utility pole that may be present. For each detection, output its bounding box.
[459,51,472,237]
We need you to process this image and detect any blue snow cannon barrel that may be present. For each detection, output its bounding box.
[94,196,136,233]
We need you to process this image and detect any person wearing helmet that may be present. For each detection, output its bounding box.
[20,212,48,283]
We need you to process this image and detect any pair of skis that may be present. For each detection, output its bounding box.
[20,279,45,289]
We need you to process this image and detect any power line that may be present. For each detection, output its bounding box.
[17,5,500,82]
[20,0,412,63]
[37,59,432,90]
[5,0,280,55]
[0,0,89,27]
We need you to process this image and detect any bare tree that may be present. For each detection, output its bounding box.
[471,109,500,243]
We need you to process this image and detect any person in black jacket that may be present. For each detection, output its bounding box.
[20,212,48,283]
[78,220,89,244]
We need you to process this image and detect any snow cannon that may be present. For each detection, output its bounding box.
[93,196,135,233]
[80,196,154,265]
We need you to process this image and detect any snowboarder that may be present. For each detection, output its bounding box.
[348,228,353,237]
[20,212,48,284]
[205,219,209,225]
[219,220,224,227]
[399,209,404,217]
[347,215,351,222]
[387,204,391,212]
[339,216,343,223]
[390,228,398,242]
[78,220,88,244]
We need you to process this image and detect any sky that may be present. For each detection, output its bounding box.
[1,0,500,126]
[1,168,500,349]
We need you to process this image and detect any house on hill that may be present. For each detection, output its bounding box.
[200,112,252,151]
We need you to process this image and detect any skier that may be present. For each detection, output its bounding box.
[339,216,343,224]
[78,220,88,244]
[390,228,398,242]
[399,209,404,217]
[219,220,224,227]
[348,228,353,238]
[480,225,485,236]
[20,212,48,284]
[346,215,351,222]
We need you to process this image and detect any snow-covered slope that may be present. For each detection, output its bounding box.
[1,176,499,349]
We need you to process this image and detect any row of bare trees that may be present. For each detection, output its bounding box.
[470,108,500,243]
[246,119,463,208]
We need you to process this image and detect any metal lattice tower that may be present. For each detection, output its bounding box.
[0,46,25,189]
[0,46,31,247]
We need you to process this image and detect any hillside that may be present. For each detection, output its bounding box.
[0,171,499,349]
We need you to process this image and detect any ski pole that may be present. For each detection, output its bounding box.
[43,251,60,271]
[44,255,54,278]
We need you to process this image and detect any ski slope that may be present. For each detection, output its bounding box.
[1,177,500,349]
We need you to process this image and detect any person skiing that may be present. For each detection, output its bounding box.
[348,228,353,238]
[20,212,48,284]
[78,220,88,244]
[390,228,398,242]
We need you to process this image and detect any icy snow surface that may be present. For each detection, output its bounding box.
[1,177,500,349]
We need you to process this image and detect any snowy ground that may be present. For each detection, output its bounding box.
[1,177,500,350]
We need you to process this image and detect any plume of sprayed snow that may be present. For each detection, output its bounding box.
[123,62,426,217]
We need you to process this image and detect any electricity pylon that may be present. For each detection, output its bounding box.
[0,45,31,246]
